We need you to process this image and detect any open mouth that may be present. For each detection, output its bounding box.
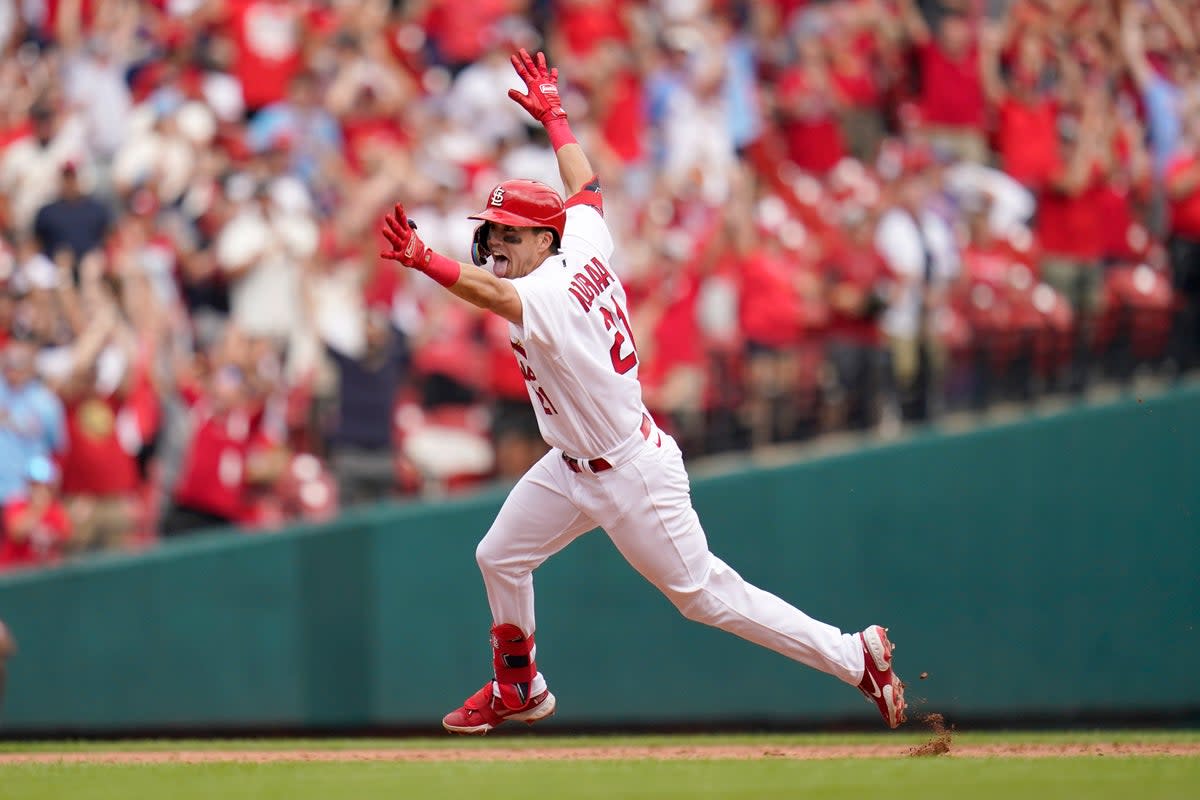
[492,254,510,278]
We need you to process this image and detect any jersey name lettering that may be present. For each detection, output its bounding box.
[511,339,557,415]
[567,258,615,312]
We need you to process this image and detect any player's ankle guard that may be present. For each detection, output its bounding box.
[491,623,537,710]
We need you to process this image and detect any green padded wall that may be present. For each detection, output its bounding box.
[1,385,1196,733]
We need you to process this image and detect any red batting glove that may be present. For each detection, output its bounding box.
[380,204,461,288]
[381,204,427,267]
[508,48,567,124]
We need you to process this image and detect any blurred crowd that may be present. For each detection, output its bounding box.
[2,0,1199,571]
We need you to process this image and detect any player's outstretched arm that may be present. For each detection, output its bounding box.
[508,48,595,197]
[380,205,523,326]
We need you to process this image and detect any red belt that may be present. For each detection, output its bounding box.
[562,414,659,474]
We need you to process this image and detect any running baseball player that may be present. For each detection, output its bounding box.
[380,49,906,734]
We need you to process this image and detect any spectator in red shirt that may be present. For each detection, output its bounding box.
[1035,85,1119,391]
[422,0,517,72]
[1041,84,1123,309]
[775,35,848,176]
[1164,98,1200,368]
[826,3,886,162]
[237,419,295,529]
[1096,114,1154,265]
[630,233,708,453]
[54,299,144,554]
[219,0,309,113]
[577,42,647,184]
[410,294,487,410]
[899,0,989,164]
[983,29,1061,192]
[549,0,633,61]
[821,203,893,430]
[332,84,410,180]
[731,194,824,445]
[0,456,72,571]
[162,330,270,536]
[26,0,99,44]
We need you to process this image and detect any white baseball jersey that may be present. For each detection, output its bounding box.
[508,202,644,459]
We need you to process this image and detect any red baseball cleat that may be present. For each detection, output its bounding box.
[857,625,906,729]
[442,681,557,735]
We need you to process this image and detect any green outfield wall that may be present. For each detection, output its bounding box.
[1,386,1197,733]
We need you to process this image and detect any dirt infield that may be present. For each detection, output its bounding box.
[1,741,1198,764]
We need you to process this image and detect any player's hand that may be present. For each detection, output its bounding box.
[508,48,566,124]
[380,204,430,270]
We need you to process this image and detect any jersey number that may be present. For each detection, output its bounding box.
[534,386,558,416]
[600,301,637,374]
[514,351,559,416]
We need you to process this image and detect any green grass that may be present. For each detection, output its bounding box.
[0,759,1195,800]
[0,732,1196,800]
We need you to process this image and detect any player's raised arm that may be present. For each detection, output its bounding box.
[508,48,595,197]
[380,205,524,326]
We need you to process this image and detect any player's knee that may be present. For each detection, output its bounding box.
[475,535,520,578]
[475,537,500,575]
[669,586,719,624]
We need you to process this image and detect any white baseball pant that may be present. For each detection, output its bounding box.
[475,419,866,686]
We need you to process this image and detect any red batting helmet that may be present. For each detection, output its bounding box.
[468,179,566,240]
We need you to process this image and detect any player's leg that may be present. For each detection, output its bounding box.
[595,435,860,678]
[476,448,598,633]
[592,433,905,726]
[444,448,597,734]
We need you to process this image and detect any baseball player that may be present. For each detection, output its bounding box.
[380,49,906,734]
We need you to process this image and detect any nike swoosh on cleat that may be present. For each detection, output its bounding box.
[865,673,882,699]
